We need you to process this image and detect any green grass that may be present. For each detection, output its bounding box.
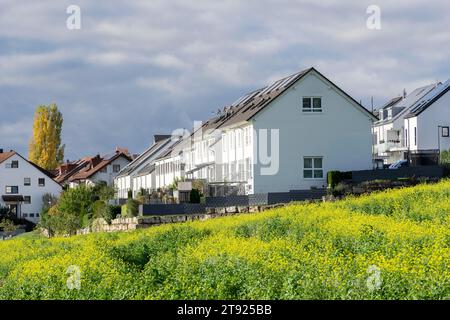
[0,181,449,300]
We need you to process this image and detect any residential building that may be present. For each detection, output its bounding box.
[403,78,450,165]
[132,67,377,197]
[373,84,437,164]
[0,149,62,223]
[56,148,132,188]
[114,135,180,198]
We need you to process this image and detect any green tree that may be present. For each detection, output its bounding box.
[29,103,65,170]
[40,185,95,235]
[440,149,450,165]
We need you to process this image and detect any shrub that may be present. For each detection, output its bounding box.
[440,149,450,165]
[0,218,17,233]
[331,182,350,197]
[124,199,140,217]
[39,185,96,235]
[327,171,352,189]
[108,205,122,220]
[190,189,201,204]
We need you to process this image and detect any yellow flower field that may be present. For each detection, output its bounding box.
[0,180,449,299]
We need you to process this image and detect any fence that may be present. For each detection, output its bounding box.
[351,166,444,183]
[140,203,206,216]
[140,189,327,216]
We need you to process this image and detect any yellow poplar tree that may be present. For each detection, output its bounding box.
[29,103,65,170]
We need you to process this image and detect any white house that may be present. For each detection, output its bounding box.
[115,135,179,198]
[0,150,62,223]
[403,78,450,164]
[55,148,132,188]
[372,84,437,164]
[164,67,377,195]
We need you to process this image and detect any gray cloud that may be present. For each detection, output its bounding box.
[0,0,449,160]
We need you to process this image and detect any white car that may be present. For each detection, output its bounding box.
[388,159,409,169]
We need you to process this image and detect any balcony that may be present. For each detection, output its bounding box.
[375,140,406,154]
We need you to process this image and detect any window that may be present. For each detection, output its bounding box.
[222,135,227,152]
[29,213,35,218]
[113,165,121,173]
[414,127,417,146]
[230,132,235,149]
[38,178,45,187]
[245,158,252,179]
[5,186,19,194]
[302,97,322,113]
[23,213,28,218]
[405,129,408,147]
[303,157,323,179]
[442,126,449,137]
[100,166,107,173]
[237,130,242,148]
[24,177,31,186]
[24,196,31,204]
[6,160,19,168]
[36,213,40,217]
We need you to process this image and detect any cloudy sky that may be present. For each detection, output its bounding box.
[1,0,449,160]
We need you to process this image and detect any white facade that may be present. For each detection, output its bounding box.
[180,68,375,194]
[116,68,375,198]
[72,156,131,187]
[115,137,178,198]
[250,71,374,193]
[0,152,62,223]
[372,84,436,164]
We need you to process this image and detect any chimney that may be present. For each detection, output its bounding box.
[0,148,3,153]
[403,89,407,98]
[154,134,171,143]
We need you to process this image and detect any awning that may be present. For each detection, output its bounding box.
[2,195,24,202]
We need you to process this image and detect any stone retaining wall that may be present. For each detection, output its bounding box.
[76,204,289,236]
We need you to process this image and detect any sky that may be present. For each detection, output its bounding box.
[0,0,449,160]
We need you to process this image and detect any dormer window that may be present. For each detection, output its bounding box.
[302,97,322,113]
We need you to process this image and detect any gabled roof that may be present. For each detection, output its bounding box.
[380,96,403,110]
[0,151,15,164]
[136,163,155,177]
[115,136,174,178]
[200,67,376,130]
[0,150,60,184]
[375,84,437,125]
[68,152,132,182]
[405,78,450,118]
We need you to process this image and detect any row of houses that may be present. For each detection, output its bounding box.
[115,67,450,200]
[114,67,378,199]
[2,66,449,222]
[373,79,450,165]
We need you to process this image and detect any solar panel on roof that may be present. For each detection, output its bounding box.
[410,79,450,113]
[259,81,280,95]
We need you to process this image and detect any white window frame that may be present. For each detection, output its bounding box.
[442,126,449,137]
[302,97,322,113]
[303,157,324,180]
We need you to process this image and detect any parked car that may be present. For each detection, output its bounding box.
[388,159,409,169]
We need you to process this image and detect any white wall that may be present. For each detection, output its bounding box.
[413,91,450,152]
[90,156,131,186]
[251,71,373,193]
[0,153,62,223]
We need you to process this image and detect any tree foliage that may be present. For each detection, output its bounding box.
[440,149,450,165]
[29,103,65,170]
[40,184,118,235]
